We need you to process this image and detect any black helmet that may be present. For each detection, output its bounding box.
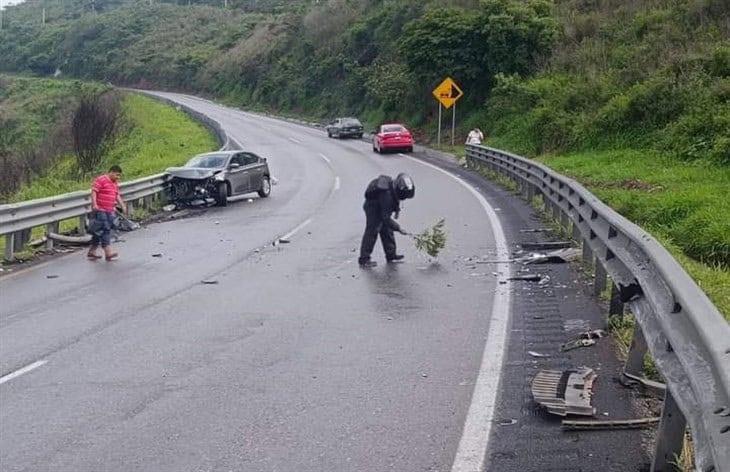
[394,173,415,200]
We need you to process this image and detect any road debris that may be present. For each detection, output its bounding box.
[414,219,447,258]
[518,248,581,265]
[163,204,177,212]
[48,232,92,245]
[46,274,59,279]
[520,241,573,251]
[561,417,660,431]
[278,238,291,244]
[538,275,551,286]
[200,280,219,285]
[519,228,549,233]
[498,419,517,426]
[508,274,542,282]
[151,253,163,258]
[560,330,607,352]
[531,367,597,416]
[528,351,551,358]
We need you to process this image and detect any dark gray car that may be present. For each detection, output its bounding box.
[326,117,364,139]
[165,151,271,206]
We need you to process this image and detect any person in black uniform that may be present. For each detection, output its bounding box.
[358,173,416,268]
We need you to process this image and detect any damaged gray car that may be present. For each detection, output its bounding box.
[165,151,271,207]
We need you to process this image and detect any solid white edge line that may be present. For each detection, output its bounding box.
[318,153,332,164]
[288,137,302,144]
[0,360,48,385]
[403,155,512,472]
[334,176,341,192]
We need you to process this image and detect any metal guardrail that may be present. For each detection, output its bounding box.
[466,144,730,472]
[0,94,231,261]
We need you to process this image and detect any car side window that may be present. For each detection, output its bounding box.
[230,154,245,167]
[240,153,259,166]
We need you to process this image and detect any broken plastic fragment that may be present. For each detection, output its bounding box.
[531,367,597,417]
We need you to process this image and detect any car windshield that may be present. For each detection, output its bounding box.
[185,154,228,169]
[382,125,405,133]
[342,118,361,126]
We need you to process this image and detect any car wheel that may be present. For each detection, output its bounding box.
[327,130,332,138]
[373,144,379,153]
[215,182,228,207]
[258,176,271,198]
[356,134,363,139]
[406,146,413,153]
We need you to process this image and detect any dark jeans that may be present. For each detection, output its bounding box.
[359,200,396,263]
[89,210,115,248]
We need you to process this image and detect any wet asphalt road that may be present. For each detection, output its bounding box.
[0,93,512,471]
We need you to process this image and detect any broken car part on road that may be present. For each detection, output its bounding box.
[531,368,597,417]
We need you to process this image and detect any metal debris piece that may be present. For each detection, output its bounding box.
[528,351,551,358]
[201,280,219,285]
[531,367,597,417]
[538,275,551,286]
[518,248,582,265]
[499,419,517,426]
[278,238,291,244]
[560,330,607,352]
[520,241,573,251]
[509,274,542,282]
[46,275,59,279]
[48,232,92,245]
[163,204,177,212]
[562,417,660,431]
[520,228,549,233]
[151,253,163,258]
[561,339,596,352]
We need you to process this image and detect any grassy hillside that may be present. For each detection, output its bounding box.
[1,0,727,316]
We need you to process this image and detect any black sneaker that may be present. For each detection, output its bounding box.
[386,255,405,263]
[359,260,377,268]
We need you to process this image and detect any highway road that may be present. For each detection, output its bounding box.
[0,93,644,472]
[0,93,514,472]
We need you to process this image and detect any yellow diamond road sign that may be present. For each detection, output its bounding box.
[432,77,463,109]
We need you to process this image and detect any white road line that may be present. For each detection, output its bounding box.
[333,176,341,192]
[281,218,312,241]
[403,155,512,472]
[0,360,48,385]
[288,137,302,144]
[318,153,332,164]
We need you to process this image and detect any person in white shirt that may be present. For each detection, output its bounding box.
[466,128,484,145]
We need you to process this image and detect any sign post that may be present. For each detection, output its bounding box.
[432,77,464,148]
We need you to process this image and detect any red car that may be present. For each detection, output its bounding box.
[372,123,414,154]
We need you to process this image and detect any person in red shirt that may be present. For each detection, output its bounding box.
[87,165,127,261]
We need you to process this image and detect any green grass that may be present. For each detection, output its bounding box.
[12,93,217,201]
[536,148,730,320]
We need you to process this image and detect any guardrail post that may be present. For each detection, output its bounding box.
[78,214,87,234]
[13,229,30,252]
[624,325,647,379]
[571,221,581,241]
[560,210,570,230]
[594,260,607,296]
[609,283,625,319]
[651,389,686,472]
[4,233,14,262]
[45,222,59,250]
[582,239,593,265]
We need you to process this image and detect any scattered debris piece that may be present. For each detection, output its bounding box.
[421,373,428,378]
[271,177,279,185]
[214,221,220,225]
[520,241,573,251]
[247,198,254,203]
[538,275,551,286]
[561,339,596,352]
[531,367,597,416]
[520,228,549,233]
[151,253,163,258]
[560,330,607,351]
[48,233,92,245]
[517,248,581,265]
[46,274,59,279]
[163,204,177,212]
[509,274,542,282]
[29,237,48,248]
[528,351,551,358]
[200,280,219,285]
[498,419,517,426]
[562,417,660,431]
[278,238,291,244]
